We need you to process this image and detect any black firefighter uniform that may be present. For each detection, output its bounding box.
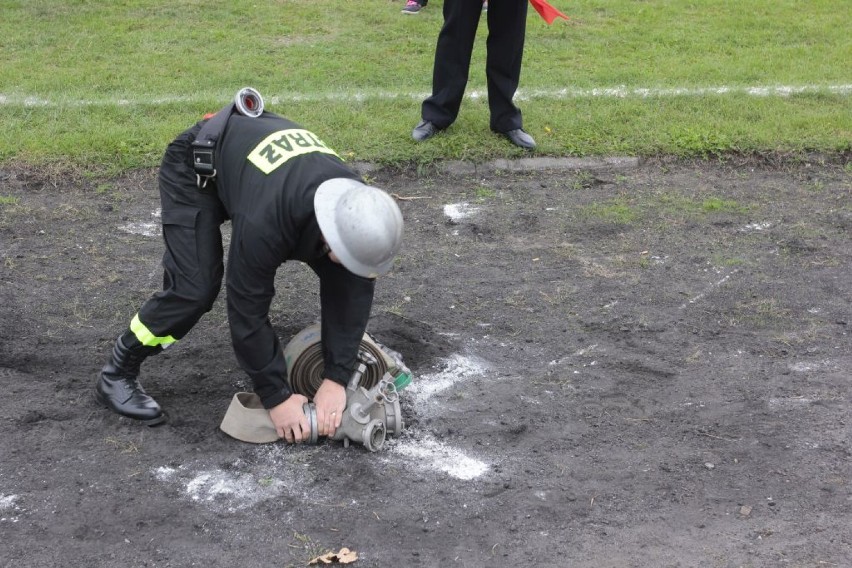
[127,112,374,409]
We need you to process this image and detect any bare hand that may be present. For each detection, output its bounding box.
[313,379,346,437]
[268,394,310,443]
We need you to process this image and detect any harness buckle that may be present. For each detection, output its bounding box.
[189,88,265,190]
[191,142,216,188]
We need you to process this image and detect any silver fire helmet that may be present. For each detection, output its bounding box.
[314,178,404,278]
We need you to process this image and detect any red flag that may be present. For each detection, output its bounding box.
[529,0,569,24]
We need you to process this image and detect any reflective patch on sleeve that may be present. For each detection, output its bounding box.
[130,313,177,347]
[247,129,341,175]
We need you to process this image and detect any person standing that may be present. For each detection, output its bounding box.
[412,0,536,149]
[95,103,404,444]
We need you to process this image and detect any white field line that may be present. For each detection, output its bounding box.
[1,84,850,107]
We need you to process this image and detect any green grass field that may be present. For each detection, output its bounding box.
[1,0,850,171]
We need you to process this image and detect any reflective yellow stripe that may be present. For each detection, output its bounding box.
[130,314,176,347]
[247,128,340,175]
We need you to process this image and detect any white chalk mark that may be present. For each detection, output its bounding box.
[0,494,21,523]
[768,397,813,409]
[0,495,18,510]
[444,202,479,222]
[406,354,488,406]
[151,354,493,512]
[390,435,488,480]
[119,209,161,238]
[549,344,598,366]
[152,459,298,514]
[679,269,739,309]
[740,221,773,232]
[119,222,160,237]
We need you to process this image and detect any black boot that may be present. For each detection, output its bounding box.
[95,332,165,426]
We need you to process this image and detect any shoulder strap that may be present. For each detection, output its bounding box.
[191,102,236,188]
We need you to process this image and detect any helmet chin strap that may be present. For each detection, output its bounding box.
[320,235,341,265]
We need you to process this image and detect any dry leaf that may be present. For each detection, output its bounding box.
[308,547,358,565]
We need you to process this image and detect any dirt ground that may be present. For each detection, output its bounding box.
[1,154,850,568]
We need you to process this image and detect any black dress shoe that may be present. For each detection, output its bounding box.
[412,120,442,142]
[96,375,166,426]
[503,128,536,149]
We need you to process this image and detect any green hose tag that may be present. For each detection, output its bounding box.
[393,371,412,391]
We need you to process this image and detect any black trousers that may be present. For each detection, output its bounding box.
[421,0,528,132]
[133,124,228,346]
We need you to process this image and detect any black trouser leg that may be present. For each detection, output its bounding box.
[98,123,226,424]
[486,0,527,132]
[421,0,484,128]
[136,124,227,343]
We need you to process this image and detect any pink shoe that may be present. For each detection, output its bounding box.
[402,0,423,14]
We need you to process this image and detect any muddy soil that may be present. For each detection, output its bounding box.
[0,155,850,568]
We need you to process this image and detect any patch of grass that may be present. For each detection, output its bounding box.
[700,197,747,213]
[383,295,409,318]
[532,371,576,391]
[0,0,850,170]
[578,256,628,280]
[775,322,829,347]
[553,242,580,259]
[570,171,596,191]
[538,285,574,307]
[653,193,749,221]
[735,298,791,328]
[667,126,734,158]
[785,221,827,242]
[474,186,496,200]
[684,350,703,364]
[289,531,327,566]
[581,200,638,224]
[105,436,139,454]
[0,196,19,205]
[805,180,826,193]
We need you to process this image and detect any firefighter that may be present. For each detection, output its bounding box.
[95,105,404,444]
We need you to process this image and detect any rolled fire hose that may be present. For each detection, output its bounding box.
[282,322,411,397]
[283,323,411,451]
